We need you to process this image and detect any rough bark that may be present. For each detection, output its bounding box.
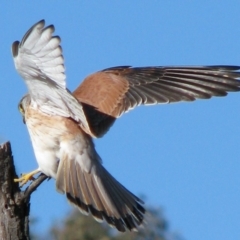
[0,142,47,240]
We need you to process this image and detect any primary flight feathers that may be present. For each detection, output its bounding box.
[12,20,240,232]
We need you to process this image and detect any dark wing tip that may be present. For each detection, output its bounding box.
[52,35,61,43]
[45,24,55,33]
[206,65,240,71]
[38,19,45,25]
[12,41,20,57]
[20,19,45,46]
[31,19,45,28]
[12,20,47,58]
[101,65,132,72]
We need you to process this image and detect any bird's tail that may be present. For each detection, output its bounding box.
[56,152,145,232]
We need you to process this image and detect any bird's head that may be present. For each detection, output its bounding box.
[18,94,31,124]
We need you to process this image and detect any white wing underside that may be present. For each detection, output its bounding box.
[12,20,91,134]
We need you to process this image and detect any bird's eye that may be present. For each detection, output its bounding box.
[18,103,24,114]
[18,102,26,124]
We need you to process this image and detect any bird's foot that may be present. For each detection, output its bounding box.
[14,169,40,187]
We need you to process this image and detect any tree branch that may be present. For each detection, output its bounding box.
[23,173,48,201]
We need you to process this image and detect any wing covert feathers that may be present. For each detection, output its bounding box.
[56,154,145,232]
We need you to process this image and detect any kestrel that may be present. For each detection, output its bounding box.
[12,20,240,232]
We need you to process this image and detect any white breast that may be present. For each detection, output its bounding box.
[26,116,61,178]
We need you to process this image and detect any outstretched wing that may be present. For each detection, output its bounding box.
[12,20,91,135]
[73,66,240,137]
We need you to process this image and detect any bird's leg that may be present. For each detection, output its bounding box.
[14,169,41,187]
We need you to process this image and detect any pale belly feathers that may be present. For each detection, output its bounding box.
[24,105,98,178]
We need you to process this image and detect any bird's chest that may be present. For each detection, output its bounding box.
[24,106,71,176]
[23,105,93,177]
[25,109,64,151]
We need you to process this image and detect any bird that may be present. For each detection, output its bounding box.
[12,19,240,232]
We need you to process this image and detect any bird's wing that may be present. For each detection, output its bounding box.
[12,20,91,135]
[73,66,240,137]
[12,20,66,88]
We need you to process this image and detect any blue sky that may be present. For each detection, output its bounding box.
[1,1,240,240]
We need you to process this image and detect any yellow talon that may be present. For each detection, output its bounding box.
[14,169,40,187]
